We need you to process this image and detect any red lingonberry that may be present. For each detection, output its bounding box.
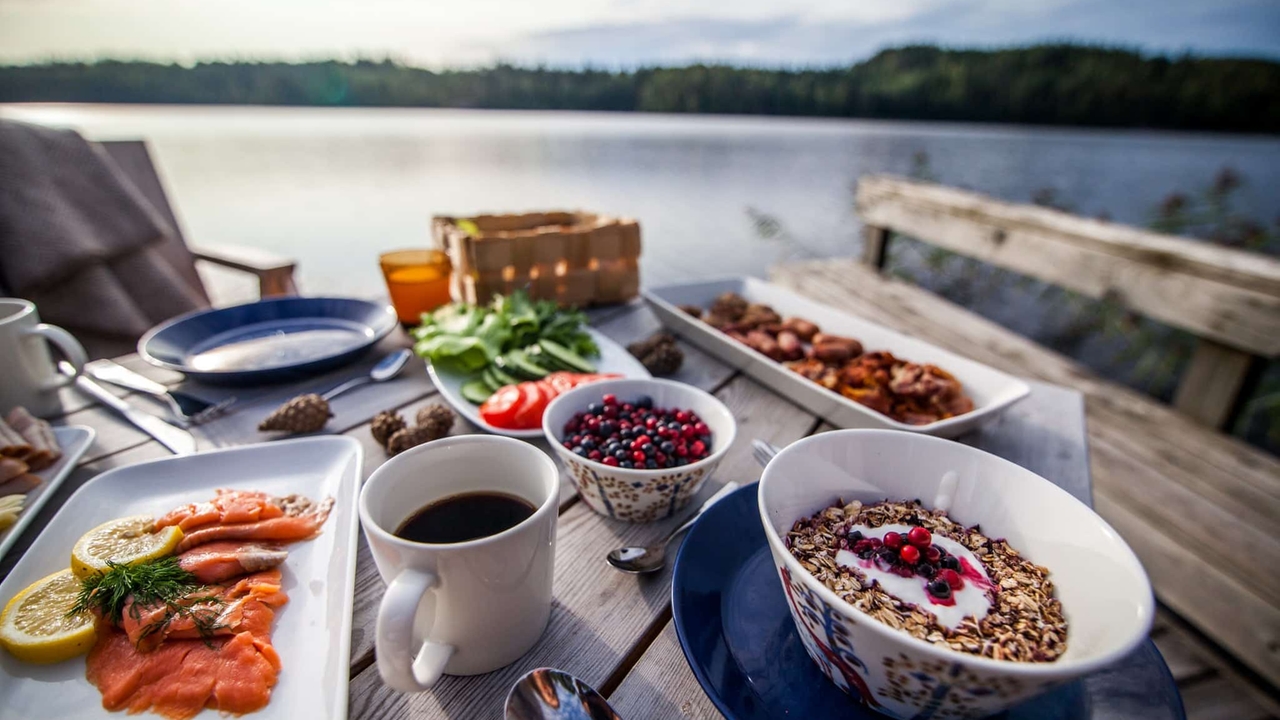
[899,545,920,564]
[602,456,619,466]
[694,422,709,435]
[883,532,903,550]
[675,411,690,423]
[602,394,617,405]
[924,546,942,563]
[907,527,932,548]
[632,450,646,463]
[938,569,963,590]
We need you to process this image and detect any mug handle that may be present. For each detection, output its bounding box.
[376,568,455,693]
[26,323,88,390]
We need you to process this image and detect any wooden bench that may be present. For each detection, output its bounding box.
[771,175,1280,695]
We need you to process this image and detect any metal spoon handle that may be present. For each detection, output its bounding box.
[663,481,740,547]
[322,375,371,401]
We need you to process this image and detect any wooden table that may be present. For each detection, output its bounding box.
[0,300,1170,719]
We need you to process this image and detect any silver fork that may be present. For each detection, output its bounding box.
[87,360,236,427]
[752,438,781,468]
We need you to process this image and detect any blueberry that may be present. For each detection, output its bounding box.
[643,444,656,456]
[620,460,633,469]
[636,395,653,409]
[645,459,658,469]
[918,563,936,579]
[660,441,675,453]
[600,421,616,436]
[613,449,629,460]
[928,580,951,598]
[941,556,960,571]
[572,445,586,456]
[848,530,864,542]
[587,402,604,414]
[581,438,596,450]
[858,549,874,560]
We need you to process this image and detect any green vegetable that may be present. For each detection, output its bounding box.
[69,557,225,642]
[460,380,494,404]
[412,290,598,374]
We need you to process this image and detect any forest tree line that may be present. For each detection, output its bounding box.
[1,45,1277,133]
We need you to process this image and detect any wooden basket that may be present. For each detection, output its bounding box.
[435,211,641,306]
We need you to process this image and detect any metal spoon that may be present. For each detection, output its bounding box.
[505,667,623,720]
[321,349,412,401]
[606,481,740,574]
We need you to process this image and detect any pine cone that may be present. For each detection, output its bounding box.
[415,403,455,440]
[370,410,407,447]
[387,425,439,456]
[259,394,332,434]
[641,343,684,376]
[627,332,676,361]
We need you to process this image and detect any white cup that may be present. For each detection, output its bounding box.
[0,298,88,418]
[359,435,560,693]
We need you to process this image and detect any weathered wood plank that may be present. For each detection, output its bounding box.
[861,225,890,270]
[856,175,1280,356]
[1173,339,1257,429]
[1150,625,1214,684]
[1179,677,1277,720]
[347,374,817,719]
[1094,492,1280,688]
[51,405,155,464]
[608,620,725,720]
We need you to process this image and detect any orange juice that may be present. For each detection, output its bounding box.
[380,250,452,325]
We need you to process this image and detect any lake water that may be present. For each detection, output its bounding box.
[4,104,1278,301]
[4,103,1278,448]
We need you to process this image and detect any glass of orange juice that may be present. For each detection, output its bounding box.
[379,249,453,326]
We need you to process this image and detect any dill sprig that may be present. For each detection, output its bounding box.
[70,556,199,624]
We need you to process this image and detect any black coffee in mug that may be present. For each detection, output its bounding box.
[395,491,536,544]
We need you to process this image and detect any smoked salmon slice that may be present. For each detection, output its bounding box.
[155,489,284,532]
[118,569,287,652]
[176,541,289,584]
[172,497,333,554]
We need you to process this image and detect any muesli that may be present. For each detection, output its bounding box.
[785,499,1068,662]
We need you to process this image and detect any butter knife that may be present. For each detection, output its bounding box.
[60,362,197,455]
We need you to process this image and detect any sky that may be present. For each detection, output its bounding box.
[1,0,1277,67]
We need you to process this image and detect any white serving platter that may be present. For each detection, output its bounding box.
[0,426,95,565]
[644,277,1030,438]
[426,327,651,438]
[0,436,363,720]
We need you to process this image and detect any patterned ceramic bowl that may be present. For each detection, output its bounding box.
[542,378,736,523]
[758,430,1153,720]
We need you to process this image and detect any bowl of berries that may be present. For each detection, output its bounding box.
[542,378,736,522]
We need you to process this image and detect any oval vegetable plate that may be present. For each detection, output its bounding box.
[426,328,650,438]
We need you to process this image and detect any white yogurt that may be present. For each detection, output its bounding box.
[834,523,993,630]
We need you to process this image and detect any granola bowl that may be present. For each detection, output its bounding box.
[758,429,1153,720]
[543,378,736,523]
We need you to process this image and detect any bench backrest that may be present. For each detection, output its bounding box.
[855,174,1280,429]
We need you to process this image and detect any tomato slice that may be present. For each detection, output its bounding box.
[479,385,522,428]
[546,372,578,396]
[512,381,552,429]
[570,372,622,387]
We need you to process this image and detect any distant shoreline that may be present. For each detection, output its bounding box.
[2,45,1277,135]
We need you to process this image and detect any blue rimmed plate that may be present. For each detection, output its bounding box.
[139,297,397,385]
[670,483,1185,720]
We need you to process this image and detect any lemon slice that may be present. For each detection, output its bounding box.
[71,515,184,579]
[0,569,96,664]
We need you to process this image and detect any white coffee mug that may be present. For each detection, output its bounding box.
[0,298,87,418]
[359,435,560,693]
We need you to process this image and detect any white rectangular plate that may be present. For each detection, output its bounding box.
[427,327,651,438]
[644,277,1030,438]
[0,426,95,564]
[0,436,363,720]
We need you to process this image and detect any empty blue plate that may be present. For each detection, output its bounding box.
[139,297,398,385]
[670,483,1185,720]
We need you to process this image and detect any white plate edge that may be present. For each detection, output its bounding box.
[0,425,96,565]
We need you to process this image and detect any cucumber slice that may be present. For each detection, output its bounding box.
[489,364,519,387]
[537,339,596,373]
[527,344,571,371]
[460,380,493,404]
[505,350,549,379]
[480,367,502,392]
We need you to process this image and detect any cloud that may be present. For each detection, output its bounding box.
[0,0,1275,66]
